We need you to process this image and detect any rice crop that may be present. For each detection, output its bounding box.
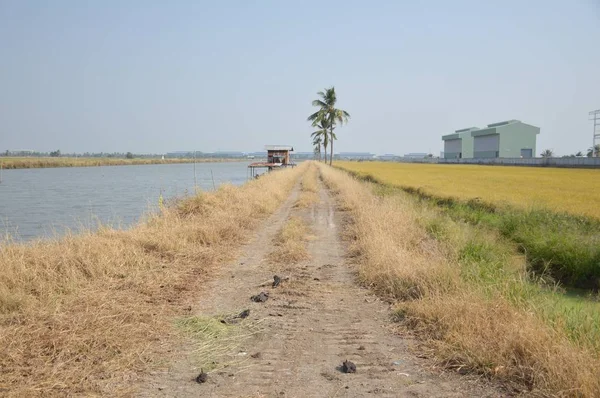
[336,161,600,219]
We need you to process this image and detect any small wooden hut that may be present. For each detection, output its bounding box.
[266,145,293,165]
[248,145,295,179]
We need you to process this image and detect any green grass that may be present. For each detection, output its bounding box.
[355,170,600,291]
[438,202,600,290]
[420,194,600,353]
[363,174,600,354]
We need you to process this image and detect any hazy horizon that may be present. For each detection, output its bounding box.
[1,1,599,156]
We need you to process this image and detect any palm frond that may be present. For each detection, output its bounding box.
[307,111,321,122]
[324,87,336,106]
[311,99,327,108]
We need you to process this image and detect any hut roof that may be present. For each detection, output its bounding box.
[265,145,294,151]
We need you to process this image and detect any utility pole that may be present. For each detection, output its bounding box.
[590,109,600,157]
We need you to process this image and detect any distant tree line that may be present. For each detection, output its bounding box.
[541,145,600,158]
[0,150,166,159]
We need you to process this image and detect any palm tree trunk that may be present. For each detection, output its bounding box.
[329,126,334,166]
[323,143,327,163]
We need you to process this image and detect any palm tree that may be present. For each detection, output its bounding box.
[311,116,330,163]
[312,134,322,161]
[587,144,600,157]
[575,151,583,157]
[308,87,350,165]
[540,149,554,158]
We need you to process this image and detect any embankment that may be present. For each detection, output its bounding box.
[0,163,305,396]
[337,164,600,291]
[0,157,245,169]
[320,164,600,397]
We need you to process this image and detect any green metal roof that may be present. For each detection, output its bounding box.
[455,127,479,133]
[471,128,497,137]
[442,133,460,140]
[487,120,519,128]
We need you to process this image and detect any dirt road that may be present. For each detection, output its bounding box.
[140,179,503,397]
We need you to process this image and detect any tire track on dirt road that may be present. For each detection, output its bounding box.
[140,173,504,397]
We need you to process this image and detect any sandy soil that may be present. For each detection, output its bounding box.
[139,179,506,397]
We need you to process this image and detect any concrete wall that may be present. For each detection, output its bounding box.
[386,157,600,168]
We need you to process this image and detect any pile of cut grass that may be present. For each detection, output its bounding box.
[176,314,262,372]
[320,164,600,397]
[0,163,305,396]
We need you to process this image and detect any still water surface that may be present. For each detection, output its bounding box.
[0,162,253,242]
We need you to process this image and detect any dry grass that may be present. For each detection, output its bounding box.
[176,314,263,372]
[0,156,243,169]
[268,216,310,266]
[337,161,600,218]
[0,164,306,396]
[319,164,600,397]
[294,162,320,208]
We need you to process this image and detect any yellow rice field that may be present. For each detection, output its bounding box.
[336,161,600,218]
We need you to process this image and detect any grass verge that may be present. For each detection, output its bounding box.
[267,216,310,266]
[0,163,305,396]
[339,167,600,291]
[294,162,320,208]
[320,163,600,397]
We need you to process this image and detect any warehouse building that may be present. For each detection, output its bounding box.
[442,120,539,159]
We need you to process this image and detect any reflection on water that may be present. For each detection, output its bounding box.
[0,162,252,242]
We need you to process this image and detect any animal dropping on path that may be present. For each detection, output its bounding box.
[342,360,356,374]
[251,291,269,303]
[196,370,208,384]
[272,275,282,288]
[220,309,251,324]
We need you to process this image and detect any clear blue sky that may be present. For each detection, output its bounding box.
[1,1,599,155]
